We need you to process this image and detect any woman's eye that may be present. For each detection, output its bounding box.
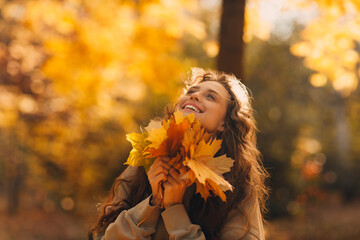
[186,90,195,95]
[207,94,215,100]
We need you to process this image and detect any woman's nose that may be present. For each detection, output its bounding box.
[190,92,200,101]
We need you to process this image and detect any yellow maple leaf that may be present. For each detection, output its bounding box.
[174,110,195,124]
[182,127,196,154]
[146,120,168,150]
[206,178,227,202]
[126,131,149,152]
[182,119,212,155]
[146,110,192,158]
[147,117,189,159]
[205,155,234,190]
[194,179,211,200]
[193,138,222,160]
[124,131,155,172]
[184,158,233,201]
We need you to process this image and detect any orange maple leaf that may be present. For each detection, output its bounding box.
[147,113,190,159]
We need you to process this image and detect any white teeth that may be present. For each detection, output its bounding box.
[184,104,200,113]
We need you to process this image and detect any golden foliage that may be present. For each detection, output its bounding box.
[0,0,206,203]
[289,0,360,96]
[125,111,234,201]
[2,0,206,117]
[244,0,272,43]
[125,131,154,172]
[244,0,360,96]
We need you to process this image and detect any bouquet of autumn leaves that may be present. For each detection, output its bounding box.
[124,110,234,202]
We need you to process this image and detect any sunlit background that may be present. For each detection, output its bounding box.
[1,0,360,239]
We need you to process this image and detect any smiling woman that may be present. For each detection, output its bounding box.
[177,81,230,134]
[89,67,269,240]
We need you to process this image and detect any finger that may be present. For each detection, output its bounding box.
[152,182,164,204]
[149,161,170,178]
[162,175,183,186]
[168,169,188,187]
[148,171,166,192]
[157,156,170,162]
[152,159,170,172]
[166,172,183,186]
[155,156,170,165]
[179,166,188,175]
[162,181,170,188]
[148,165,169,178]
[152,173,168,185]
[151,157,170,169]
[168,168,180,179]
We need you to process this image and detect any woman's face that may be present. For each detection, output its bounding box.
[177,81,230,133]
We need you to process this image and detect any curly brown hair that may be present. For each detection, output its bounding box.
[88,68,269,239]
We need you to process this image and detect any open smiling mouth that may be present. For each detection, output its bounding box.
[182,104,202,113]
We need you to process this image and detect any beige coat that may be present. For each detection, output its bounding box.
[101,166,265,240]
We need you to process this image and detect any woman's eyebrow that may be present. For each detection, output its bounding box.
[188,86,226,99]
[208,89,231,101]
[188,86,200,91]
[207,89,221,97]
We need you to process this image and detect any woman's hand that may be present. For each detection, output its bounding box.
[162,166,190,209]
[148,156,170,206]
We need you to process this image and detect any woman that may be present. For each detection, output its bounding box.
[89,68,269,240]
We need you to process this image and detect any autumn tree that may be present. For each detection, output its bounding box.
[289,0,360,198]
[218,0,246,79]
[0,0,207,213]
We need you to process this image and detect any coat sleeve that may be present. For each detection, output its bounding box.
[101,166,162,240]
[103,196,162,240]
[161,204,206,240]
[219,192,265,240]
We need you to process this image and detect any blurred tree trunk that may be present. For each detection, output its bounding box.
[217,0,245,80]
[333,94,354,200]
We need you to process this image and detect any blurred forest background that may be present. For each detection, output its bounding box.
[1,0,360,239]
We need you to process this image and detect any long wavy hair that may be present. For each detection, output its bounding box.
[88,68,269,239]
